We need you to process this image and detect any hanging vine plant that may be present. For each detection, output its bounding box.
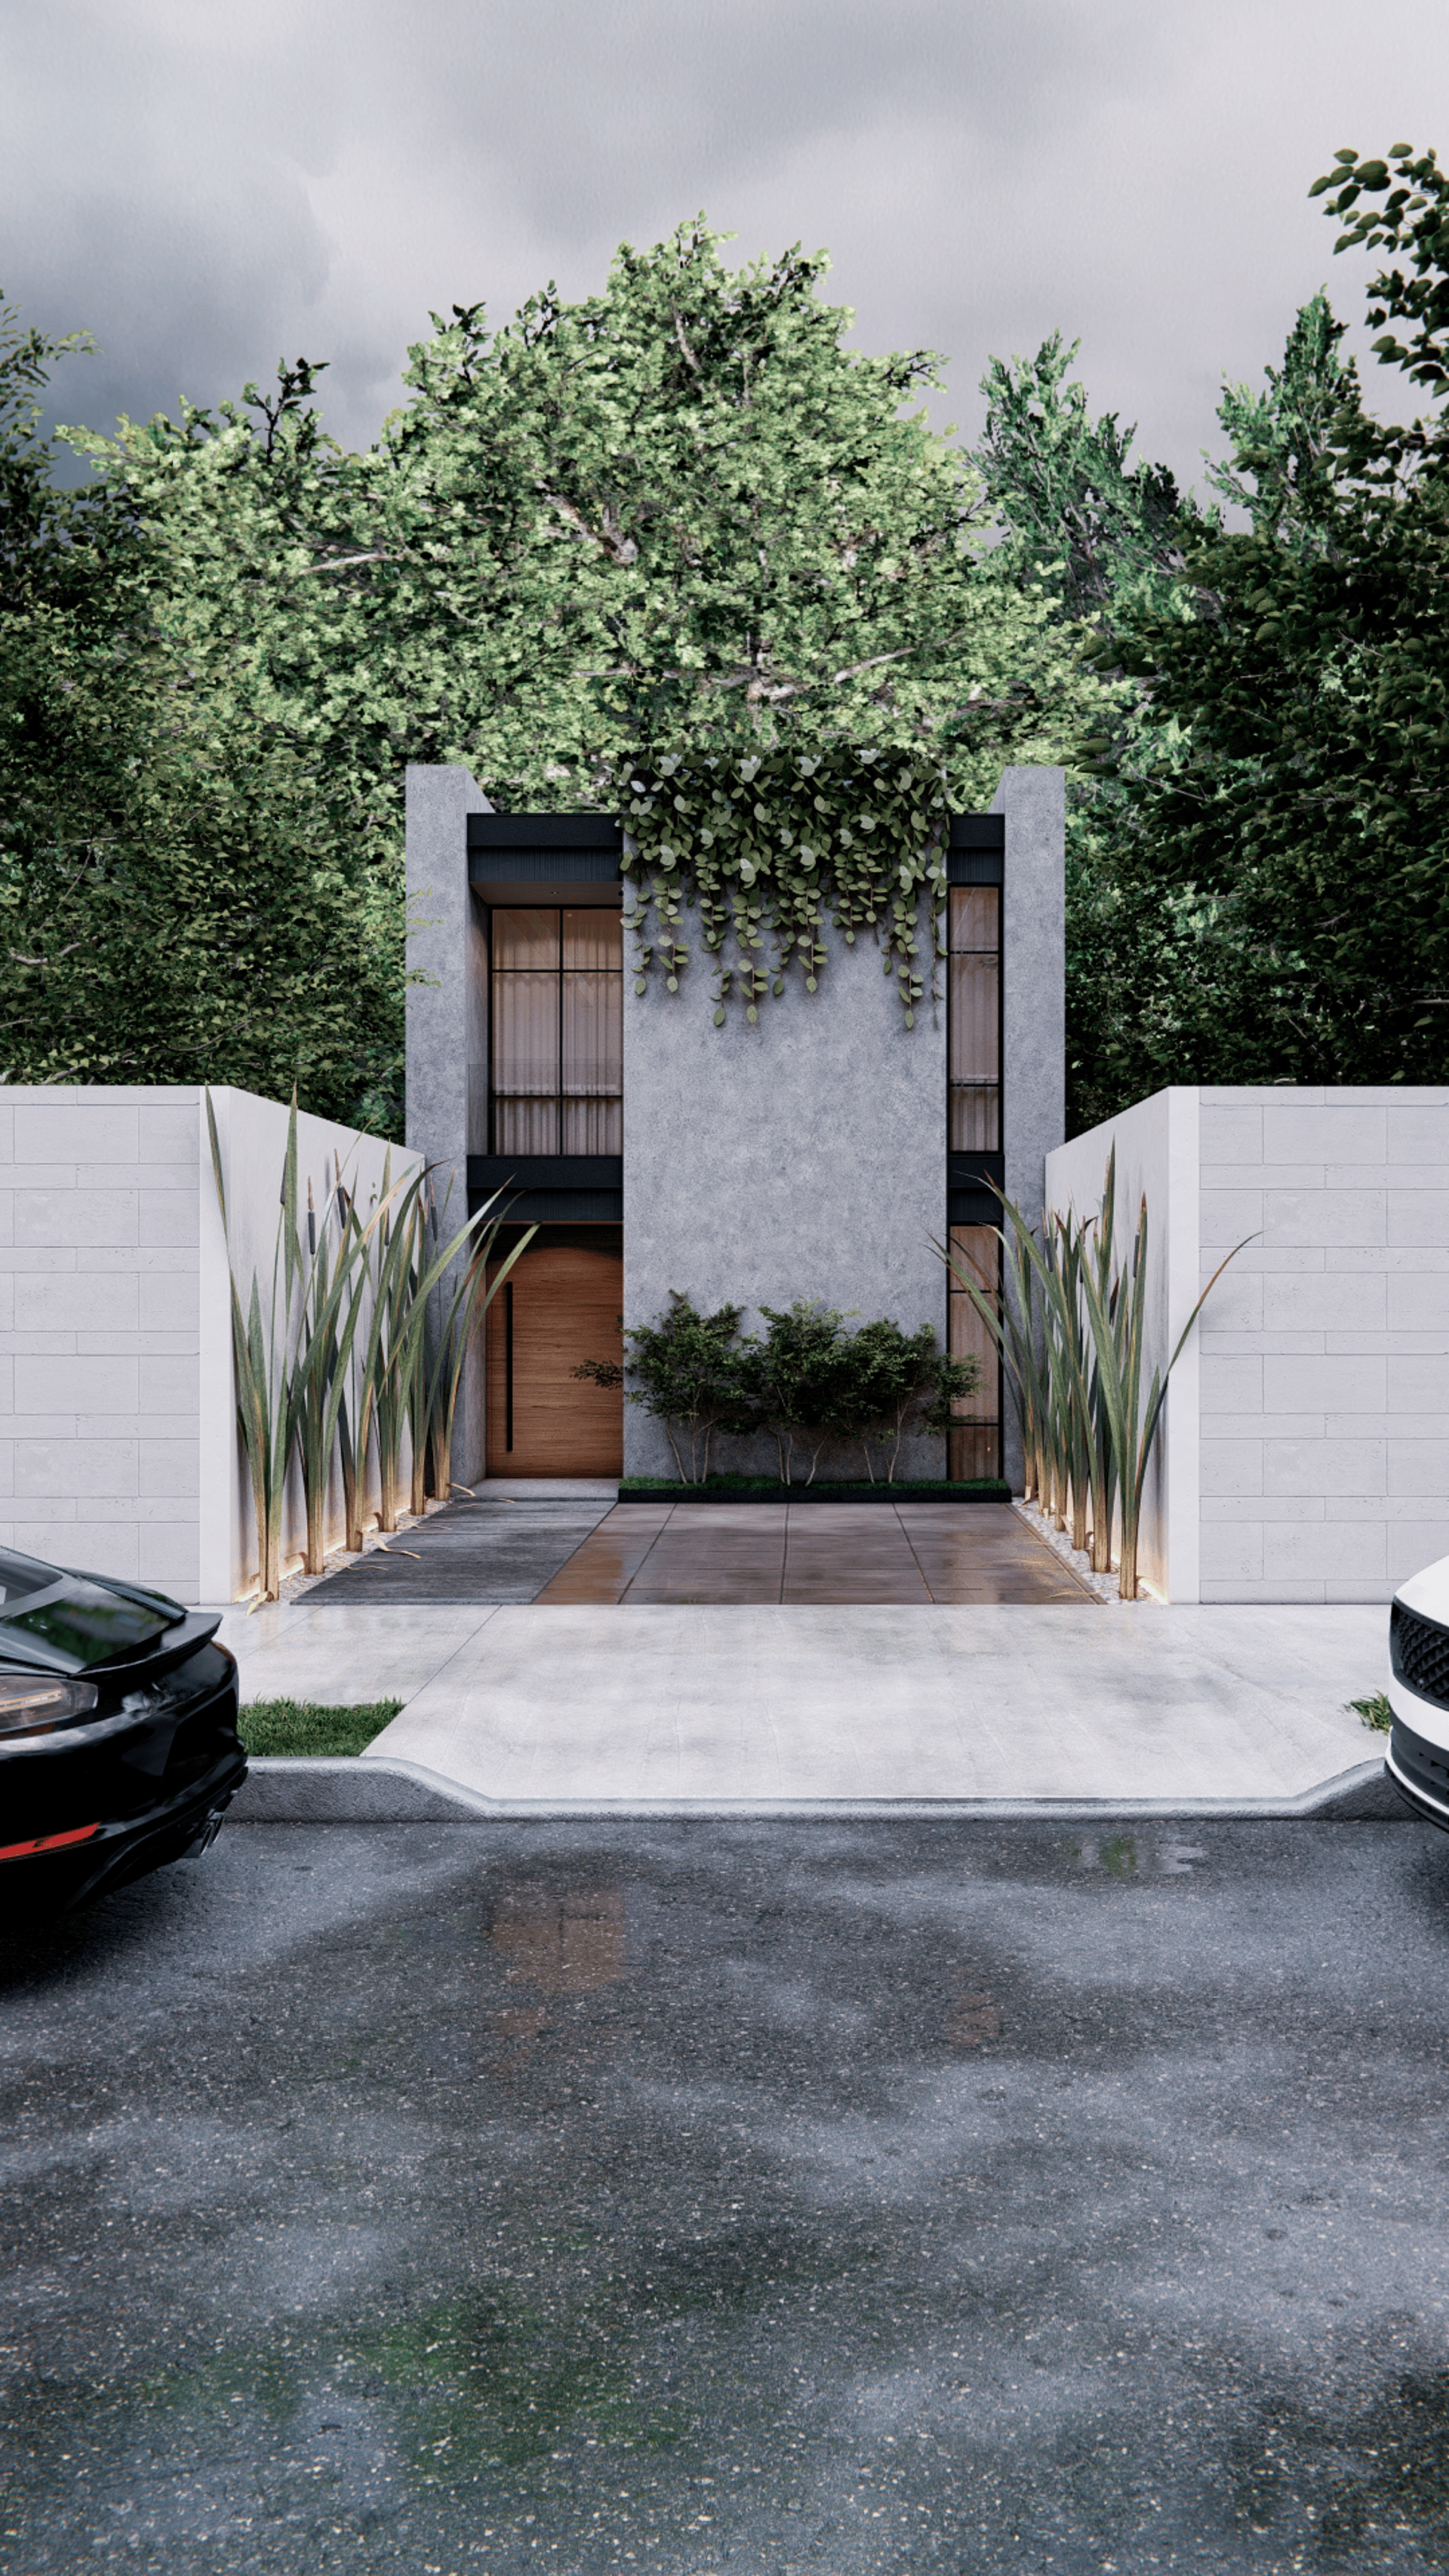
[617,745,952,1028]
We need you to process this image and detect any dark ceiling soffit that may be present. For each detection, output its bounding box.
[470,1156,624,1192]
[468,814,622,851]
[469,810,999,851]
[469,849,620,882]
[471,1190,624,1223]
[473,880,623,908]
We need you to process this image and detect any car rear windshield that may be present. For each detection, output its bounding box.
[0,1549,60,1607]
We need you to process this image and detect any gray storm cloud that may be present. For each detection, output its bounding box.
[2,0,1443,485]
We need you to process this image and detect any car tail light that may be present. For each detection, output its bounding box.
[0,1823,101,1860]
[0,1676,100,1737]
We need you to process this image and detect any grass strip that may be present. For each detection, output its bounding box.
[1347,1692,1392,1734]
[240,1697,404,1757]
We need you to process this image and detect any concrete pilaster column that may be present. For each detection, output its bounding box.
[405,763,491,1485]
[992,765,1066,1494]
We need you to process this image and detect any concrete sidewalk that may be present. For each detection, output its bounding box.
[219,1598,1392,1807]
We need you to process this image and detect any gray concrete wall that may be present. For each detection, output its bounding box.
[995,765,1066,1494]
[405,763,491,1482]
[622,909,948,1481]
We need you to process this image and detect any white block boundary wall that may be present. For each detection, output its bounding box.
[1048,1087,1449,1604]
[0,1086,419,1608]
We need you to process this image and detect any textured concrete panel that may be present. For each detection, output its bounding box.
[405,765,491,1484]
[623,903,947,1481]
[994,766,1066,1491]
[1387,1353,1449,1411]
[1201,1440,1264,1496]
[1263,1102,1386,1163]
[1263,1520,1386,1582]
[1262,1271,1383,1333]
[14,1190,137,1247]
[1201,1353,1264,1413]
[15,1272,140,1332]
[1387,1441,1449,1497]
[1199,1106,1263,1160]
[14,1356,139,1415]
[1264,1190,1384,1245]
[1386,1100,1449,1158]
[13,1439,140,1496]
[1387,1190,1449,1245]
[995,764,1064,1226]
[1386,1522,1449,1583]
[1265,1353,1386,1415]
[13,1102,138,1162]
[1263,1437,1386,1497]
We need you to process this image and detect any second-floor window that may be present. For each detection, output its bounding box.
[948,886,1000,1150]
[490,908,623,1156]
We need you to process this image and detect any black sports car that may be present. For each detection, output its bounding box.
[0,1546,245,1916]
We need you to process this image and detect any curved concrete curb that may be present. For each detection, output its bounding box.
[229,1754,1415,1824]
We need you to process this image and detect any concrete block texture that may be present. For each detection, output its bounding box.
[1054,1085,1449,1602]
[1263,1102,1386,1163]
[623,901,947,1481]
[0,1082,405,1608]
[1388,1191,1449,1245]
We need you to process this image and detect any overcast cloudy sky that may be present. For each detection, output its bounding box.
[5,0,1446,491]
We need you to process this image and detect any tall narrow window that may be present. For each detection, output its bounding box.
[946,1225,1001,1482]
[948,887,1000,1150]
[491,908,623,1155]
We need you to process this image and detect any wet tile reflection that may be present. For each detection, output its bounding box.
[535,1500,1092,1604]
[491,1885,626,1993]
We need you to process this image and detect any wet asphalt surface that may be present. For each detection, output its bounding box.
[2,1817,1449,2575]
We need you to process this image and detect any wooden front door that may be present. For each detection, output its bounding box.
[486,1238,623,1477]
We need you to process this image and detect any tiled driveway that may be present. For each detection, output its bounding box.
[534,1500,1093,1605]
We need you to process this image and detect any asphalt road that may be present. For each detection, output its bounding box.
[2,1814,1448,2574]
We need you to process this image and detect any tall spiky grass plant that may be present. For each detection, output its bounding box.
[937,1160,1251,1599]
[208,1096,534,1597]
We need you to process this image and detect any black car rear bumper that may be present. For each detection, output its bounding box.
[0,1634,247,1913]
[0,1747,249,1912]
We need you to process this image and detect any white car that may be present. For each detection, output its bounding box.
[1387,1553,1449,1829]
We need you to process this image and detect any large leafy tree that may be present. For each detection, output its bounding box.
[1070,149,1449,1113]
[43,223,1112,1127]
[0,301,401,1118]
[69,222,1104,816]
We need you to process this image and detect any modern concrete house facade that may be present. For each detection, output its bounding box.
[405,762,1067,1489]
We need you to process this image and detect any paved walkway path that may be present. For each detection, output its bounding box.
[300,1490,615,1605]
[295,1491,1090,1609]
[535,1499,1092,1604]
[220,1597,1392,1805]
